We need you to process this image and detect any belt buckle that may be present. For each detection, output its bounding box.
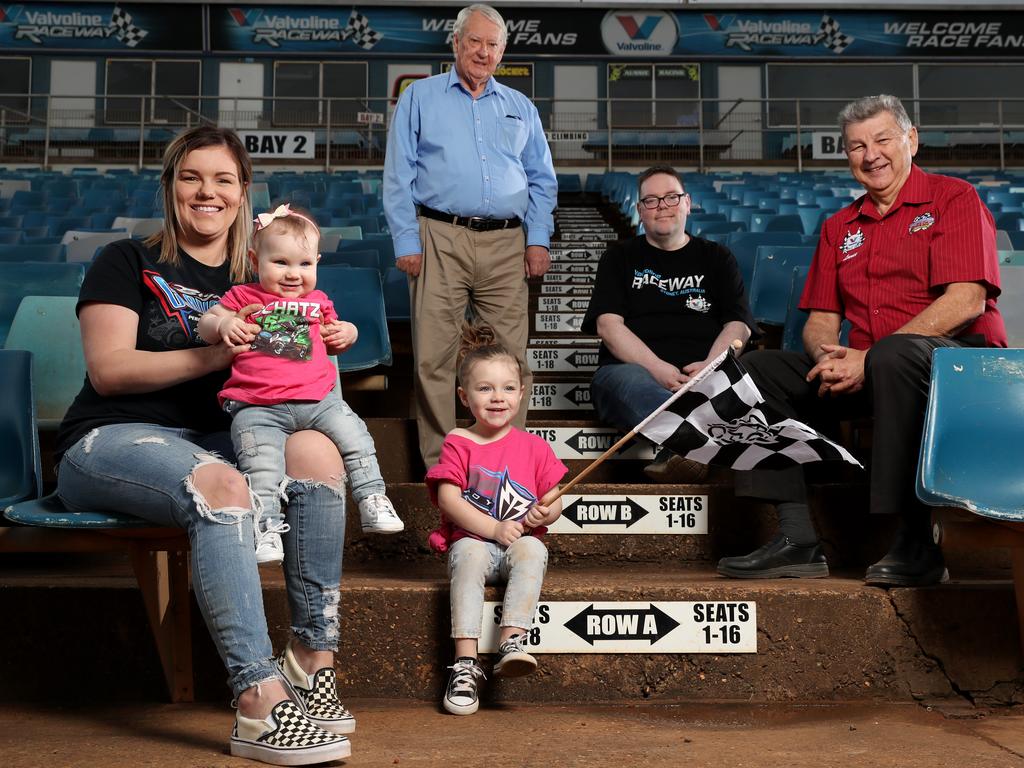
[467,216,488,231]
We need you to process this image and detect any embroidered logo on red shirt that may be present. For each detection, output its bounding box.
[840,227,865,255]
[909,212,936,233]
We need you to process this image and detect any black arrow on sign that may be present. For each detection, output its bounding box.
[564,604,680,645]
[561,497,650,528]
[566,350,599,369]
[565,385,591,405]
[567,298,590,312]
[567,429,618,454]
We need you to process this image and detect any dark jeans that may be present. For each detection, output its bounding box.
[735,334,977,519]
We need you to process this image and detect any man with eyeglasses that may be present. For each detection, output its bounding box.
[582,165,754,483]
[716,94,1005,587]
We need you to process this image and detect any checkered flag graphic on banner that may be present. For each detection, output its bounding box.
[819,14,853,54]
[345,10,382,50]
[636,348,862,471]
[110,5,148,48]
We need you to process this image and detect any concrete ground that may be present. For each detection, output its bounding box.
[3,700,1023,768]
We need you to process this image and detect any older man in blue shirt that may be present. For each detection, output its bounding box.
[384,2,557,467]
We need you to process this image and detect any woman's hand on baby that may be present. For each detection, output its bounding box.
[492,520,524,546]
[218,303,262,346]
[322,320,358,354]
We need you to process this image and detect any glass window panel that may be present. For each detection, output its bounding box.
[608,63,652,127]
[105,59,151,124]
[494,63,533,99]
[323,62,367,123]
[767,64,913,127]
[274,62,320,126]
[919,65,1024,126]
[0,58,30,120]
[654,64,699,127]
[153,60,200,123]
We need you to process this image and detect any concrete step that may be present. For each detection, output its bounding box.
[356,476,1008,579]
[10,699,1024,768]
[1,561,1020,707]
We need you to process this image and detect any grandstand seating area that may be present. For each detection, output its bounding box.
[2,165,1024,712]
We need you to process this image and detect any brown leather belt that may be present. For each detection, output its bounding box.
[418,205,521,232]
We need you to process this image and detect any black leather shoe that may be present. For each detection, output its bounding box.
[643,449,710,484]
[864,541,948,588]
[717,534,829,579]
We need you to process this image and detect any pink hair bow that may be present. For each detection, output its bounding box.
[253,203,318,233]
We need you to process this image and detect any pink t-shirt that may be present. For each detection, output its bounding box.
[218,283,338,406]
[425,427,568,551]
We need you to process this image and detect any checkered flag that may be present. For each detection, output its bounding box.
[345,9,382,50]
[819,14,853,55]
[110,4,148,48]
[635,348,862,471]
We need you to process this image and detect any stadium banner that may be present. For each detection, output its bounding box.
[206,7,1024,58]
[0,3,202,50]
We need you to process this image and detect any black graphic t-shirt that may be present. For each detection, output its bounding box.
[581,235,755,371]
[55,238,233,460]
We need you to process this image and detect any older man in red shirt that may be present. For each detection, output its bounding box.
[718,94,1006,587]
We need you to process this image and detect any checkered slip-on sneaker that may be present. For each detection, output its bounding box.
[278,641,356,734]
[230,699,351,766]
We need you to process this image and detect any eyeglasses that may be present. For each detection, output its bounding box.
[637,192,686,210]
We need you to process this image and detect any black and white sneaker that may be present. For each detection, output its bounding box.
[493,634,538,678]
[230,699,350,766]
[443,657,485,715]
[277,641,356,734]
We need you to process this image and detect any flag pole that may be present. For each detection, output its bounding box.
[540,340,743,507]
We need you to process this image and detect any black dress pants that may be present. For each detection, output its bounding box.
[735,333,976,520]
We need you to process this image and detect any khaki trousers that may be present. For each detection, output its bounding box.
[410,216,532,467]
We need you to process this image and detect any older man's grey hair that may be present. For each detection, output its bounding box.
[838,94,913,136]
[454,4,507,47]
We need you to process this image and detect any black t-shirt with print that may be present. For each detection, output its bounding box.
[55,238,233,460]
[581,235,755,371]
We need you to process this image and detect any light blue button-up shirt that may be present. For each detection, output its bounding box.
[383,68,557,258]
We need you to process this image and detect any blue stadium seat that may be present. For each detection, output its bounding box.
[320,249,379,270]
[725,231,805,291]
[0,231,21,245]
[781,266,811,353]
[382,267,410,321]
[999,263,1024,347]
[750,213,803,234]
[917,347,1024,521]
[3,296,85,427]
[315,266,392,371]
[557,173,583,194]
[0,243,66,263]
[695,220,745,238]
[749,245,816,326]
[0,349,42,507]
[0,262,85,346]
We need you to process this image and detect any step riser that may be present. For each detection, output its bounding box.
[1,582,1019,706]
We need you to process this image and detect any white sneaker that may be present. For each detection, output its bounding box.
[230,699,351,766]
[443,657,485,715]
[358,494,404,534]
[255,520,290,564]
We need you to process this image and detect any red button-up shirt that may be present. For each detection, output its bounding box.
[801,164,1007,349]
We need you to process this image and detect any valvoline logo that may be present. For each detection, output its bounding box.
[702,14,736,32]
[228,7,262,26]
[0,5,25,23]
[616,15,661,40]
[601,9,678,56]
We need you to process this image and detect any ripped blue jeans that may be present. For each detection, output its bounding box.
[225,386,384,532]
[57,423,347,697]
[448,536,548,638]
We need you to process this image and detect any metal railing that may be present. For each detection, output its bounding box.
[4,93,1024,172]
